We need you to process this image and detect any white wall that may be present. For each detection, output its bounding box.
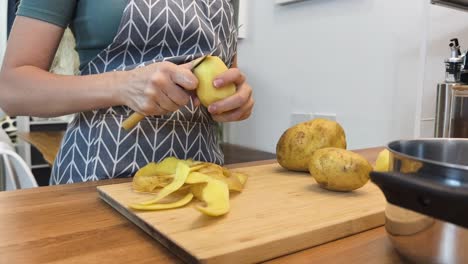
[419,6,468,137]
[228,0,428,153]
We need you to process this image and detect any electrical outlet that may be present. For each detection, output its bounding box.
[291,113,314,126]
[313,113,336,121]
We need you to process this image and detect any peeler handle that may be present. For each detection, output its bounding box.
[122,113,145,131]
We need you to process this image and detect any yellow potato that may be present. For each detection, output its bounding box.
[374,149,390,172]
[276,118,347,171]
[193,56,236,107]
[309,148,371,191]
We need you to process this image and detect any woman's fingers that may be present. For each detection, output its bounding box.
[146,81,179,113]
[208,82,252,114]
[126,60,208,116]
[204,67,254,121]
[138,100,166,116]
[158,90,181,112]
[212,68,245,88]
[165,83,191,106]
[212,96,254,122]
[168,62,198,91]
[150,63,194,111]
[207,68,250,115]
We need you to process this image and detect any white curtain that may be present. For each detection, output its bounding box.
[0,0,7,68]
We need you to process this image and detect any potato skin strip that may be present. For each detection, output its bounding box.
[139,162,191,205]
[129,193,194,211]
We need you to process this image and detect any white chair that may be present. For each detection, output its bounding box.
[0,129,38,191]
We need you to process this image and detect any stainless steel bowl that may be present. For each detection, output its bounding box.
[370,138,468,264]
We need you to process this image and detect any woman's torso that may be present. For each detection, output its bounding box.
[47,0,238,184]
[18,0,238,71]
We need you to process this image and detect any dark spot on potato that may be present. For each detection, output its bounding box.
[295,131,306,145]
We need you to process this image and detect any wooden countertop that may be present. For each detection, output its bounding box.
[0,147,404,263]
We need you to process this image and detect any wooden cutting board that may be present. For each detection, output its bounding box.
[98,162,386,264]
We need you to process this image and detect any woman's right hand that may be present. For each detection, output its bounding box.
[120,61,199,116]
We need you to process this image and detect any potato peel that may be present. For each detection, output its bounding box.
[186,172,213,184]
[132,174,173,193]
[139,162,191,205]
[233,172,248,186]
[129,193,194,211]
[195,179,230,217]
[130,157,249,216]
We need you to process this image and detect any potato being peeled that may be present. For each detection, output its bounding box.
[309,148,371,191]
[194,56,236,107]
[276,118,347,171]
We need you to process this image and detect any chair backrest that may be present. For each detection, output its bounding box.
[0,125,12,147]
[0,130,38,191]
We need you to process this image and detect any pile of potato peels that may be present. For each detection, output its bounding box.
[129,157,248,217]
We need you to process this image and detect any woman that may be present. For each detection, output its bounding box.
[0,0,254,184]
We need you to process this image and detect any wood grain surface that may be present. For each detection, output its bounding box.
[0,147,404,264]
[98,158,387,263]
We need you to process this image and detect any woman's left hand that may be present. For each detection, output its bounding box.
[207,68,254,122]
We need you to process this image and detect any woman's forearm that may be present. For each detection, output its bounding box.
[0,16,198,119]
[0,17,128,117]
[0,65,128,117]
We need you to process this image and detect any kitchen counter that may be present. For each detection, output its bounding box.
[0,147,404,263]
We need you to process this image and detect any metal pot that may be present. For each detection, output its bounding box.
[370,139,468,264]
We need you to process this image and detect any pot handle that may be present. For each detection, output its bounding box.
[370,171,468,229]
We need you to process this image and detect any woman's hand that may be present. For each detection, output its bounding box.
[207,68,254,122]
[120,61,199,116]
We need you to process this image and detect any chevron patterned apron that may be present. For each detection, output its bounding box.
[51,0,237,184]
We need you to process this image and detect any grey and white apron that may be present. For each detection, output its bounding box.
[51,0,237,184]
